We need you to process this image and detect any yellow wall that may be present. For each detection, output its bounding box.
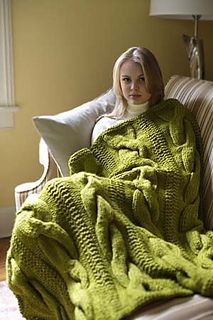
[1,0,213,208]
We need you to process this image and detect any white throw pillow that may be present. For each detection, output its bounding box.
[33,89,115,176]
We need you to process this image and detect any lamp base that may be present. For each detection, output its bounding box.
[182,34,204,80]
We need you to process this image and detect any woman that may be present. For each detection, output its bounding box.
[7,47,213,320]
[91,46,164,143]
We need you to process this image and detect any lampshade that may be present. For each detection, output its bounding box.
[149,0,213,80]
[150,0,213,21]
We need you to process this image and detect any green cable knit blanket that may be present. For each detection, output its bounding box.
[7,99,213,320]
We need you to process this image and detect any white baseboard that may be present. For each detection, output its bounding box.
[0,207,16,238]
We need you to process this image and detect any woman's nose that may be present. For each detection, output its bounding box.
[131,81,138,90]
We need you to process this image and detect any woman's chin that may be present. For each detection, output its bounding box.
[128,99,145,105]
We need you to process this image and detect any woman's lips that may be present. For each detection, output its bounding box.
[129,94,141,98]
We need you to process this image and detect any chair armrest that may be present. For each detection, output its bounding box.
[15,139,60,210]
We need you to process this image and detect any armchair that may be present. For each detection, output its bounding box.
[14,74,213,319]
[15,75,213,230]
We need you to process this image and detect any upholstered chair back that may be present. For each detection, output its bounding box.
[165,75,213,229]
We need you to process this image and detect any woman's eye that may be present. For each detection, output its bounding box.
[122,77,130,83]
[139,76,145,82]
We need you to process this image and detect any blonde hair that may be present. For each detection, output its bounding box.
[110,47,164,118]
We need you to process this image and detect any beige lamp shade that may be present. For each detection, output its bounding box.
[149,0,213,79]
[150,0,213,20]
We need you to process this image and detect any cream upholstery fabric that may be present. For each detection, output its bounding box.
[165,75,213,230]
[133,295,213,320]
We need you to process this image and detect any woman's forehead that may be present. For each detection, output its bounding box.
[120,60,143,75]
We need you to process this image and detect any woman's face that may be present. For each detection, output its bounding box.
[119,60,151,105]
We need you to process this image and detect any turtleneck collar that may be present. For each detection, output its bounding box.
[124,101,149,118]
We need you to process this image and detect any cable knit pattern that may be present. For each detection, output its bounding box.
[7,99,213,320]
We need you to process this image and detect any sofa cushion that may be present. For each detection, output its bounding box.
[33,89,115,176]
[165,75,213,230]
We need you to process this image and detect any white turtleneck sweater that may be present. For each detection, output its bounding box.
[91,102,149,144]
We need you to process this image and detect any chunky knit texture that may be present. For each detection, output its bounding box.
[7,99,213,320]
